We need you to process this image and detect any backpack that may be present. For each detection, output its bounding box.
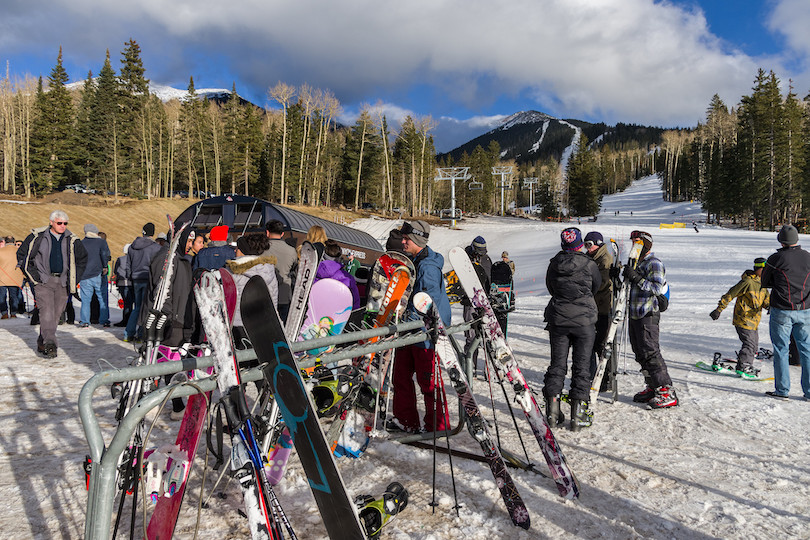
[657,282,670,313]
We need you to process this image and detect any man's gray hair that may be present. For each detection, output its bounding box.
[49,210,69,222]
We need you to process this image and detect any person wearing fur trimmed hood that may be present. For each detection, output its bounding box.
[226,233,279,329]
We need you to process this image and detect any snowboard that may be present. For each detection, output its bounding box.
[695,353,772,381]
[297,277,354,355]
[444,269,464,304]
[449,246,580,500]
[241,275,371,540]
[413,291,531,529]
[489,261,515,313]
[590,238,643,404]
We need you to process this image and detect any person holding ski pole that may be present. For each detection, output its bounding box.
[709,258,769,377]
[623,230,679,409]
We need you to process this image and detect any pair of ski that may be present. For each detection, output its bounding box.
[242,274,409,538]
[589,238,643,404]
[448,247,580,501]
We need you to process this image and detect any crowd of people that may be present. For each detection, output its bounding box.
[6,209,808,431]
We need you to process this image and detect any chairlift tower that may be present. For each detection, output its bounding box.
[492,166,513,216]
[522,177,538,214]
[435,167,471,229]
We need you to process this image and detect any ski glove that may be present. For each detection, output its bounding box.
[710,309,721,320]
[609,265,622,280]
[622,265,642,284]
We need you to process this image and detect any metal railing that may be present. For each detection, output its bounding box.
[80,317,475,540]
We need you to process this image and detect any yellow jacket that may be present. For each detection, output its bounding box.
[716,270,770,330]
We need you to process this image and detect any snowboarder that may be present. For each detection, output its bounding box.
[501,251,515,274]
[543,227,601,430]
[709,258,770,376]
[622,230,679,409]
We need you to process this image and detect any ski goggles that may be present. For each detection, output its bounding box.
[400,221,428,240]
[630,230,652,243]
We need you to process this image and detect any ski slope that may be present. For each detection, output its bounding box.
[0,174,808,539]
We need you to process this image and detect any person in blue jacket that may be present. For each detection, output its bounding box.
[390,220,451,433]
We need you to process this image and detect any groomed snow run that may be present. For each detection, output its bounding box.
[0,174,808,539]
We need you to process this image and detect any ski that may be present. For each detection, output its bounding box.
[284,241,325,341]
[195,270,287,540]
[402,440,548,477]
[413,291,531,529]
[590,238,644,404]
[241,275,373,540]
[448,246,580,500]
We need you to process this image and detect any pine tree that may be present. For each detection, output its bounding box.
[30,47,76,191]
[566,135,601,217]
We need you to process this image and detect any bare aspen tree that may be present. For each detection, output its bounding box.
[17,77,35,197]
[373,102,392,212]
[1,64,16,193]
[209,101,222,196]
[416,116,436,215]
[312,90,340,206]
[296,83,314,205]
[269,82,295,203]
[354,106,372,210]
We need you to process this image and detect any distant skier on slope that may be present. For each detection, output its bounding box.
[709,258,769,377]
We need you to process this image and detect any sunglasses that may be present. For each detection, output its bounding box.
[400,221,428,239]
[53,221,68,225]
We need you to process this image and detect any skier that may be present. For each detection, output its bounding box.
[622,230,679,408]
[760,224,810,400]
[709,258,770,376]
[123,222,161,342]
[543,227,601,430]
[463,236,492,377]
[584,231,613,386]
[692,221,699,233]
[226,233,279,331]
[391,220,451,433]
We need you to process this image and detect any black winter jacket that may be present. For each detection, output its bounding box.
[544,250,601,328]
[762,245,810,310]
[17,226,88,294]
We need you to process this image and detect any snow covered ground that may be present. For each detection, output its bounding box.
[1,174,808,539]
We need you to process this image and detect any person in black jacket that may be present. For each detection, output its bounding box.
[543,227,601,431]
[760,224,810,400]
[123,222,162,342]
[17,210,88,358]
[463,236,492,377]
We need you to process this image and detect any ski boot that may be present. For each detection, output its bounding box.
[736,364,760,379]
[357,482,409,538]
[570,399,593,432]
[544,394,565,427]
[312,365,362,417]
[647,386,679,409]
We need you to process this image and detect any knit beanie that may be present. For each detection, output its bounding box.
[472,236,487,254]
[84,223,99,234]
[753,257,766,269]
[142,222,155,237]
[777,224,799,245]
[561,227,583,251]
[209,225,229,242]
[401,220,429,249]
[584,231,603,246]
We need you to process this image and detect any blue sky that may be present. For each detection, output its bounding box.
[2,0,809,151]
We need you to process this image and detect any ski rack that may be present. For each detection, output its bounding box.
[79,317,475,540]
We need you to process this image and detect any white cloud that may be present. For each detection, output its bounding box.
[4,0,809,143]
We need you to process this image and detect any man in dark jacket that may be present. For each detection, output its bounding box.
[263,219,298,322]
[124,222,162,342]
[543,227,601,431]
[17,210,88,358]
[623,230,678,409]
[463,236,492,376]
[584,231,614,383]
[193,225,235,271]
[760,224,810,400]
[391,220,452,433]
[78,224,111,327]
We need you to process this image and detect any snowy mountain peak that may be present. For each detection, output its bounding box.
[64,79,234,104]
[498,110,556,130]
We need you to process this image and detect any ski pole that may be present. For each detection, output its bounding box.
[436,361,460,516]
